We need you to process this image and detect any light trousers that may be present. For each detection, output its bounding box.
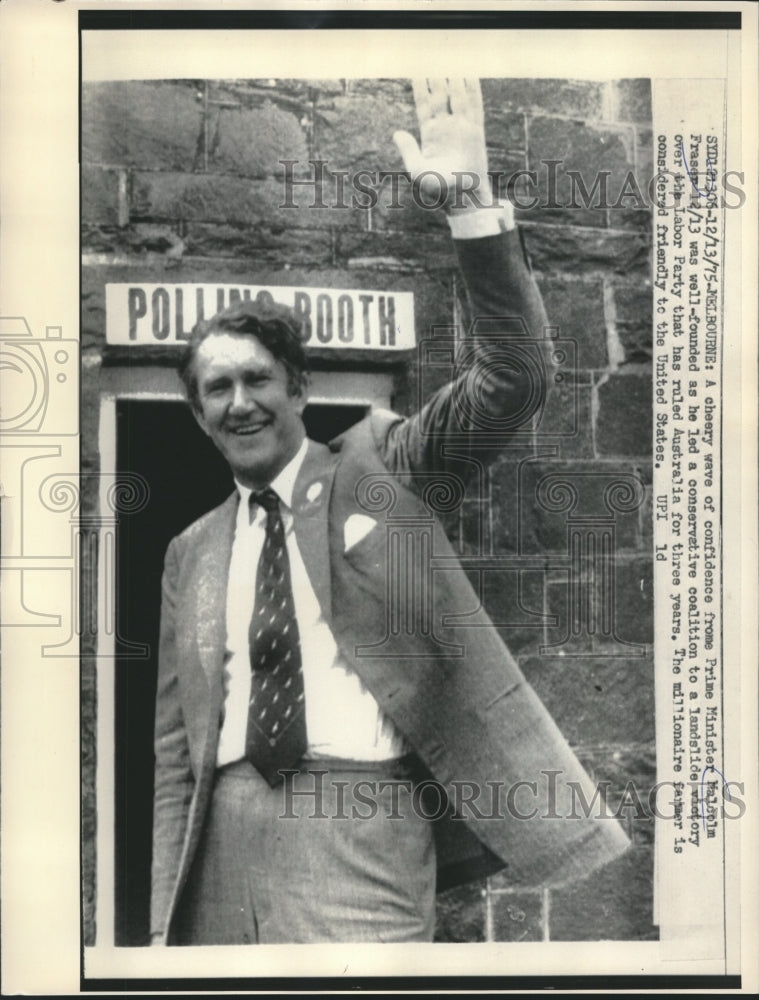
[172,756,436,944]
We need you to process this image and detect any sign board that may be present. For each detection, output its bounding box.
[105,283,416,350]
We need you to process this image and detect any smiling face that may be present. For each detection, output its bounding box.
[192,331,307,490]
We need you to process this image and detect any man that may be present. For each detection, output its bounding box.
[151,78,629,945]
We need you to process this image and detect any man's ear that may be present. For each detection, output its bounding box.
[292,379,309,417]
[192,404,212,437]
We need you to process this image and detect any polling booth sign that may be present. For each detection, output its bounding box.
[105,283,416,350]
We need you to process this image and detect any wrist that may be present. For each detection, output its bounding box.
[446,200,515,238]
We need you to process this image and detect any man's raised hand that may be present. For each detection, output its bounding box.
[393,78,490,214]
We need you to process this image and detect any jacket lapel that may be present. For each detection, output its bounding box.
[194,492,238,685]
[192,441,338,685]
[291,439,339,623]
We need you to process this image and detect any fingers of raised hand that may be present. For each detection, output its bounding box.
[392,129,423,174]
[461,78,485,127]
[411,77,484,126]
[411,78,432,123]
[424,78,452,118]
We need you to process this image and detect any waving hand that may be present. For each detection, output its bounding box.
[393,78,490,212]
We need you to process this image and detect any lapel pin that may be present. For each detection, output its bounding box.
[296,478,326,516]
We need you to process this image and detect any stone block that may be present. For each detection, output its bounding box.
[521,655,655,747]
[82,80,309,178]
[211,78,318,109]
[486,111,528,195]
[476,569,551,658]
[487,109,527,153]
[434,879,487,942]
[595,372,652,456]
[549,845,657,940]
[488,888,544,942]
[80,370,103,479]
[494,158,536,209]
[456,496,485,550]
[611,208,652,232]
[617,79,653,125]
[82,221,186,260]
[81,270,108,352]
[542,558,652,659]
[82,81,203,170]
[613,284,653,364]
[543,577,591,655]
[539,276,608,369]
[81,165,121,224]
[131,172,248,224]
[210,101,308,178]
[487,456,537,555]
[635,127,654,187]
[496,459,644,555]
[538,380,595,459]
[336,229,457,273]
[638,487,654,549]
[482,79,604,119]
[81,223,119,256]
[182,221,334,267]
[524,224,650,278]
[349,79,413,102]
[315,93,416,174]
[223,78,314,99]
[527,118,636,228]
[131,173,364,229]
[612,556,654,643]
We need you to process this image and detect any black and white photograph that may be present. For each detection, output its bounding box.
[84,67,649,950]
[0,3,756,994]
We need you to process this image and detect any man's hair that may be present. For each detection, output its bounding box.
[179,297,309,411]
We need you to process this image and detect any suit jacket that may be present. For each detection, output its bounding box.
[151,230,630,941]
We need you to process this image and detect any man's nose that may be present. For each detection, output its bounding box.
[229,382,256,413]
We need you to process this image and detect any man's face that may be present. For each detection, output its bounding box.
[192,331,307,490]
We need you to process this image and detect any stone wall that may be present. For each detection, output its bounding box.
[81,77,655,945]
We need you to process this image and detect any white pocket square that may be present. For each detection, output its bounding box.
[344,514,378,551]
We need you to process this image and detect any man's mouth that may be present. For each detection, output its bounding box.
[228,421,270,436]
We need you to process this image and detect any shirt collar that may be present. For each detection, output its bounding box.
[234,435,309,513]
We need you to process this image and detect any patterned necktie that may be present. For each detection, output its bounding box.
[244,488,306,786]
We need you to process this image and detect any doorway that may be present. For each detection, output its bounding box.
[113,397,370,945]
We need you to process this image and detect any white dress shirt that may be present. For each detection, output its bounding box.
[216,437,405,767]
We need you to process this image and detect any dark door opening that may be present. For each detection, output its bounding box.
[113,396,369,945]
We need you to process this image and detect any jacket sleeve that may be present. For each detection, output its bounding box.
[150,536,195,938]
[378,227,549,481]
